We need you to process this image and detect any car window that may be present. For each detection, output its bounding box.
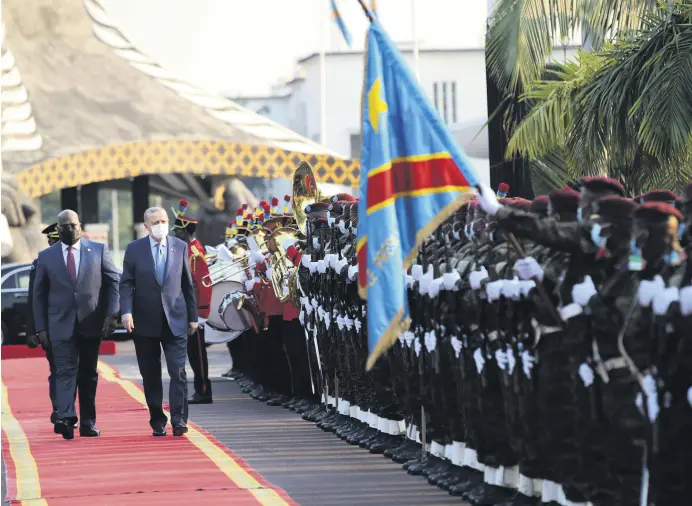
[16,271,30,289]
[1,274,17,289]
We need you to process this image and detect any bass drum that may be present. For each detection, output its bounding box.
[219,286,255,332]
[207,280,244,331]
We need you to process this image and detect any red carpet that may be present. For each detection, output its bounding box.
[2,341,117,359]
[1,358,297,506]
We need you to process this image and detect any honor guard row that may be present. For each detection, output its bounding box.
[220,162,692,506]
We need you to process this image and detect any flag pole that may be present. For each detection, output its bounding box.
[320,0,329,146]
[411,0,420,82]
[356,0,375,21]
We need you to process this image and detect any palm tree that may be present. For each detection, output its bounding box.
[505,2,692,195]
[485,0,661,194]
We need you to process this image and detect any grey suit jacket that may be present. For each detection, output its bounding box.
[32,239,120,341]
[119,235,197,338]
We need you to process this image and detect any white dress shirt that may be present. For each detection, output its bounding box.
[62,240,82,277]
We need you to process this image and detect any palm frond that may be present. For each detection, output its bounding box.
[486,0,653,94]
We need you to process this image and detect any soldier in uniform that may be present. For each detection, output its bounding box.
[26,223,61,424]
[171,199,214,404]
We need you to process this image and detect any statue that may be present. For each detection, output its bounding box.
[196,178,258,247]
[1,171,45,263]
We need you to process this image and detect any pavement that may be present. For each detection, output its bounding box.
[2,340,468,506]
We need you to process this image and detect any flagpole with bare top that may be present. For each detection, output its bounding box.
[320,0,329,146]
[411,0,420,82]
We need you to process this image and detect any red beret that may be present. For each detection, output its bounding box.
[633,202,683,223]
[498,182,510,195]
[579,176,625,196]
[549,187,580,214]
[529,195,549,215]
[504,197,531,211]
[592,196,638,221]
[331,193,358,203]
[634,190,679,204]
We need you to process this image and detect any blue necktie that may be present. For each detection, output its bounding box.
[155,243,165,284]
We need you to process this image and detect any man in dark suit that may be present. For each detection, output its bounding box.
[26,223,61,425]
[120,207,197,437]
[33,210,120,439]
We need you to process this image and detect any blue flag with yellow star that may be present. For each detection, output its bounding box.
[356,19,479,370]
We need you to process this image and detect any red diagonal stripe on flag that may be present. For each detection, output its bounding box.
[366,156,470,214]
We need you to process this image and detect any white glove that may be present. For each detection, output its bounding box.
[405,274,414,288]
[469,267,489,290]
[572,275,597,307]
[335,257,348,273]
[347,264,359,281]
[317,260,327,274]
[486,280,504,302]
[442,271,461,291]
[478,183,501,216]
[428,278,443,298]
[652,286,679,316]
[411,264,424,281]
[519,280,536,297]
[514,257,544,281]
[638,275,665,307]
[502,277,521,300]
[680,286,692,316]
[250,250,266,264]
[301,254,312,268]
[308,261,318,274]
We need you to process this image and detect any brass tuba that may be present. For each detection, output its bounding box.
[292,161,330,235]
[267,226,301,303]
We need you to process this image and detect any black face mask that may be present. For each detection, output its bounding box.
[59,228,80,245]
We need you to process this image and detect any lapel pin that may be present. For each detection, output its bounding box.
[87,248,92,252]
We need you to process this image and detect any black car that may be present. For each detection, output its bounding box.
[1,262,127,345]
[1,263,32,345]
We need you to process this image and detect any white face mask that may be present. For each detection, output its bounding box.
[150,223,169,240]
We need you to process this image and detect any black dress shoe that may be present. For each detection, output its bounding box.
[188,393,213,404]
[173,425,189,437]
[50,411,59,424]
[152,427,167,437]
[55,421,74,440]
[79,425,100,437]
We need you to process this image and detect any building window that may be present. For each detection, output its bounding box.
[442,82,448,123]
[433,83,439,112]
[350,133,362,159]
[451,82,457,123]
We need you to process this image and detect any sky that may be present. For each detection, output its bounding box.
[101,0,488,97]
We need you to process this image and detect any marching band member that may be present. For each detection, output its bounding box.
[171,199,214,404]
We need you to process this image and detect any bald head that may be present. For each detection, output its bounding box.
[57,209,81,245]
[57,209,79,225]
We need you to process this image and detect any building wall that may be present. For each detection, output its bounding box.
[234,45,579,188]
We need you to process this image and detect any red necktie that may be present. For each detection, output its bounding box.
[67,246,77,283]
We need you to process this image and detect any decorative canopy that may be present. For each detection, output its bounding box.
[1,0,361,198]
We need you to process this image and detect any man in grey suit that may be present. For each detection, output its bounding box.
[120,207,197,437]
[33,210,120,440]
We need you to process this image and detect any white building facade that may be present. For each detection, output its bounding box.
[233,46,578,188]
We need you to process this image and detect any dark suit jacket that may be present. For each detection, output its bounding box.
[119,235,197,338]
[26,259,38,337]
[33,239,120,341]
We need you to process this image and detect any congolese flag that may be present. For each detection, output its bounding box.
[357,19,479,371]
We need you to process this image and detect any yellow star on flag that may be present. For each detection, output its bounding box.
[368,77,388,133]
